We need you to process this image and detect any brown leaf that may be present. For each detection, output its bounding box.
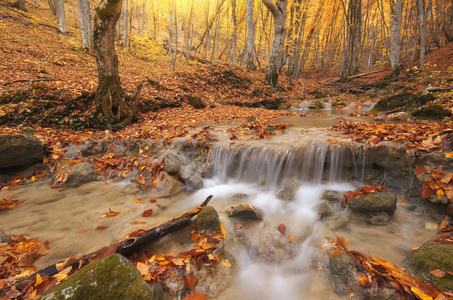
[430,269,447,278]
[277,223,286,235]
[183,294,209,300]
[183,274,198,292]
[150,199,157,203]
[142,209,153,217]
[95,225,108,230]
[235,223,244,230]
[420,186,436,198]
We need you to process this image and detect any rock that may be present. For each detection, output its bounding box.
[372,116,385,122]
[329,251,399,299]
[322,190,343,202]
[137,170,184,196]
[371,92,434,113]
[188,94,206,109]
[412,104,452,120]
[80,139,112,157]
[403,240,453,291]
[0,232,11,243]
[0,173,9,184]
[41,253,154,300]
[196,206,222,234]
[277,188,295,201]
[0,134,44,168]
[61,162,99,187]
[228,205,263,220]
[362,101,376,111]
[163,155,181,175]
[387,112,409,122]
[368,211,391,225]
[318,201,336,219]
[346,189,397,216]
[180,164,204,190]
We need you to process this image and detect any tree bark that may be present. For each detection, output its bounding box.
[58,0,67,34]
[262,0,288,89]
[390,0,403,77]
[418,0,427,67]
[340,0,362,81]
[122,0,128,47]
[246,0,255,70]
[94,0,141,128]
[77,0,92,49]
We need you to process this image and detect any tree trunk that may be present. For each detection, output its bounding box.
[262,0,288,89]
[340,0,362,81]
[231,0,237,65]
[418,0,427,67]
[94,0,141,129]
[77,0,92,49]
[390,0,403,77]
[48,0,57,16]
[246,0,255,70]
[17,0,26,10]
[58,0,67,34]
[171,1,177,71]
[122,0,128,47]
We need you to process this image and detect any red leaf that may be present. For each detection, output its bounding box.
[277,223,286,235]
[235,223,244,230]
[142,209,153,217]
[184,294,209,300]
[420,186,436,198]
[95,225,108,230]
[360,185,375,192]
[150,199,157,203]
[183,274,198,292]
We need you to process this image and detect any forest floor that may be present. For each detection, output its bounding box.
[1,0,453,299]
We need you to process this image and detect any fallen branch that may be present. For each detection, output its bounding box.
[325,69,387,84]
[3,195,213,295]
[423,86,453,95]
[1,78,55,93]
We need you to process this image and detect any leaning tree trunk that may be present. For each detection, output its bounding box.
[94,0,142,129]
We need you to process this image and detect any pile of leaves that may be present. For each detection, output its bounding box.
[415,166,453,202]
[330,120,453,152]
[0,196,22,212]
[341,185,384,201]
[129,226,228,298]
[329,237,453,300]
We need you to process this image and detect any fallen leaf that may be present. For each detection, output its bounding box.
[359,274,369,286]
[287,234,294,243]
[76,229,86,233]
[184,294,209,300]
[136,262,150,276]
[235,223,244,230]
[150,199,157,203]
[183,274,198,292]
[332,250,340,256]
[133,198,144,203]
[95,225,108,230]
[131,221,147,225]
[221,259,232,267]
[430,269,446,277]
[142,209,153,217]
[101,209,120,218]
[277,223,286,235]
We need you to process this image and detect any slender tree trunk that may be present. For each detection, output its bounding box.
[122,0,128,47]
[48,0,57,16]
[262,0,288,89]
[231,0,237,65]
[77,0,92,48]
[246,0,256,70]
[58,0,67,34]
[418,0,427,67]
[390,0,403,77]
[171,1,177,71]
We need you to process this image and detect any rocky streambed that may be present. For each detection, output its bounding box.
[1,124,453,299]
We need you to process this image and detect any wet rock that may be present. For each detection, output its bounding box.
[322,190,343,202]
[277,178,302,201]
[41,254,154,300]
[228,205,263,220]
[137,170,184,196]
[368,211,391,225]
[329,251,399,299]
[346,189,397,216]
[228,193,249,205]
[387,112,409,122]
[196,206,222,234]
[163,154,181,175]
[0,173,9,184]
[318,201,336,219]
[0,134,44,168]
[362,100,376,111]
[412,104,452,120]
[0,232,11,243]
[180,164,204,190]
[61,162,99,187]
[403,240,453,291]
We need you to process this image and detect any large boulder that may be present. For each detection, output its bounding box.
[347,189,397,216]
[41,253,154,300]
[403,240,453,291]
[195,206,222,235]
[60,162,100,187]
[0,134,44,168]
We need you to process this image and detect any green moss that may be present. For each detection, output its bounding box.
[371,92,435,113]
[42,254,153,300]
[309,100,325,109]
[196,206,222,234]
[332,98,346,108]
[403,241,453,291]
[412,104,452,119]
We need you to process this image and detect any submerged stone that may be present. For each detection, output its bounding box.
[41,254,154,300]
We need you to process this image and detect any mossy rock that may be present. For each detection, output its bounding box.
[403,241,453,291]
[311,89,329,99]
[332,98,346,108]
[195,206,222,234]
[42,254,154,300]
[371,92,435,113]
[346,190,397,216]
[412,104,452,120]
[187,94,206,109]
[309,100,325,109]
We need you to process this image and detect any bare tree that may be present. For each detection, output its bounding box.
[262,0,288,89]
[418,0,427,67]
[58,0,67,34]
[390,0,403,77]
[122,0,128,47]
[94,0,142,129]
[340,0,362,81]
[246,0,256,70]
[77,0,92,49]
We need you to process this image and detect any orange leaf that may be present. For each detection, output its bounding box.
[359,274,369,286]
[277,223,286,235]
[133,198,144,203]
[184,294,209,300]
[142,209,153,217]
[183,274,198,292]
[235,223,244,230]
[430,269,446,278]
[137,175,146,184]
[332,250,340,256]
[95,225,108,230]
[150,199,157,203]
[287,234,294,243]
[420,186,436,198]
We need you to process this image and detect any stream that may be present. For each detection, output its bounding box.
[0,113,442,299]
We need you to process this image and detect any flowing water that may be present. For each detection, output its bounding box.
[0,140,440,299]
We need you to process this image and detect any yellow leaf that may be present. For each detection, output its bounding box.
[444,152,453,158]
[14,270,32,280]
[221,259,232,267]
[410,287,433,300]
[34,273,43,286]
[53,273,68,283]
[221,223,226,238]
